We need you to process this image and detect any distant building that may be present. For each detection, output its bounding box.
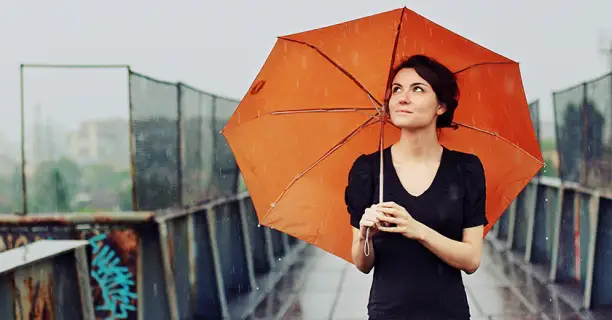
[66,118,130,170]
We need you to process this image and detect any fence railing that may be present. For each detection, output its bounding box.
[552,71,612,191]
[8,64,244,215]
[0,192,307,320]
[129,71,241,211]
[491,176,612,311]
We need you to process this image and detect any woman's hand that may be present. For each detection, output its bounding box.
[359,204,385,239]
[377,201,426,240]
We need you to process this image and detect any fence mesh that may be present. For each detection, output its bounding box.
[528,100,542,176]
[529,100,540,141]
[15,64,612,213]
[552,73,612,191]
[211,97,240,198]
[0,108,22,214]
[16,66,241,214]
[129,72,181,211]
[553,84,586,184]
[179,85,215,207]
[128,73,240,211]
[21,66,132,213]
[584,75,612,190]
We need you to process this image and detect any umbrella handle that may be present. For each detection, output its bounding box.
[363,94,385,258]
[364,227,371,256]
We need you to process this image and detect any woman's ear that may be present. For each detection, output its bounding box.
[437,103,447,116]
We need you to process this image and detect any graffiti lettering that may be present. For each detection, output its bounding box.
[89,234,137,319]
[0,233,54,252]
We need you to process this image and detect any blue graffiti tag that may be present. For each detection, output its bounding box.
[89,234,137,319]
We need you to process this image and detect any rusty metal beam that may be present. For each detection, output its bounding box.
[0,212,155,225]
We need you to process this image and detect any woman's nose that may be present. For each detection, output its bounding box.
[398,94,410,104]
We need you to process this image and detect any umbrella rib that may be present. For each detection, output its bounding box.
[383,7,407,95]
[262,117,381,219]
[453,121,545,165]
[220,107,378,133]
[279,36,383,108]
[221,107,378,133]
[453,61,516,74]
[270,107,377,115]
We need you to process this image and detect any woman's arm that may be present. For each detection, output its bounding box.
[345,154,377,273]
[417,224,484,274]
[377,202,485,274]
[351,227,375,273]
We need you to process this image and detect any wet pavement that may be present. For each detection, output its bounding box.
[250,237,612,320]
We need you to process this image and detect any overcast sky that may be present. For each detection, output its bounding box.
[1,0,612,146]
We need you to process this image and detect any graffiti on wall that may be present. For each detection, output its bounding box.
[0,227,139,320]
[88,233,138,319]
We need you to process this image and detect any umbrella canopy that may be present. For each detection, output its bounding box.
[221,7,543,263]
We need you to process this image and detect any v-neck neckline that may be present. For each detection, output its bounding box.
[385,146,447,199]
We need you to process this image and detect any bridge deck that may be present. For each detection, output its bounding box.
[251,238,612,320]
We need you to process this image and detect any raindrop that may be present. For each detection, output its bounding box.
[257,224,261,228]
[546,237,549,241]
[545,198,548,202]
[278,258,282,261]
[256,287,260,290]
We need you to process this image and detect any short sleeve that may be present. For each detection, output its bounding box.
[461,154,488,229]
[345,154,374,229]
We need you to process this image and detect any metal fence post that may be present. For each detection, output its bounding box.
[583,192,600,309]
[159,221,180,320]
[207,207,230,319]
[506,200,517,249]
[264,228,277,269]
[177,83,184,208]
[282,233,291,254]
[75,246,95,319]
[19,64,27,215]
[238,198,258,291]
[549,186,565,282]
[127,66,138,211]
[186,214,197,315]
[524,182,539,262]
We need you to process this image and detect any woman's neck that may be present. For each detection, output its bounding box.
[393,126,442,162]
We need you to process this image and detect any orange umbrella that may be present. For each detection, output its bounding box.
[221,7,543,263]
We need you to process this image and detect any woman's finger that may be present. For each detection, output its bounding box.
[376,207,399,216]
[361,220,374,227]
[378,201,399,208]
[364,210,384,220]
[378,225,402,233]
[378,215,402,225]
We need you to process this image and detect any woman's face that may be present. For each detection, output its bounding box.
[387,68,446,130]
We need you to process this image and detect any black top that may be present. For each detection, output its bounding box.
[345,146,488,320]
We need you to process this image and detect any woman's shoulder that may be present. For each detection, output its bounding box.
[444,148,485,177]
[350,149,383,170]
[445,148,482,166]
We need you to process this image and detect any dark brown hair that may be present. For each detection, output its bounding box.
[387,55,459,128]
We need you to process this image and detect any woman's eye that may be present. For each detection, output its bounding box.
[392,86,401,93]
[413,86,424,92]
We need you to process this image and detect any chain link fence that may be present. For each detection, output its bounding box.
[17,64,612,214]
[528,100,542,176]
[128,71,240,211]
[19,65,132,214]
[526,99,560,178]
[553,72,612,191]
[15,65,241,214]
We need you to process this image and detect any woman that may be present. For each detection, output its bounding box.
[345,54,488,320]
